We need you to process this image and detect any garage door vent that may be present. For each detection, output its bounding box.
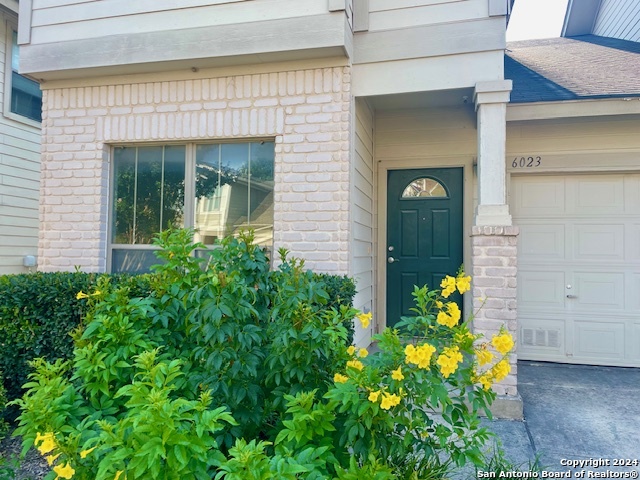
[522,328,560,348]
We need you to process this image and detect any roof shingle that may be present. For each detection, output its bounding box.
[505,35,640,103]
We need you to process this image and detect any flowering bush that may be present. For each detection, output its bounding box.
[12,230,514,479]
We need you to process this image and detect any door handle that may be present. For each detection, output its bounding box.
[388,256,397,264]
[566,295,577,299]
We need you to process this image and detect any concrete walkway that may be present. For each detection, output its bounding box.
[483,361,640,476]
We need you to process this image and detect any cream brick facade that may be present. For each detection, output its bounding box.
[471,226,519,398]
[39,67,352,273]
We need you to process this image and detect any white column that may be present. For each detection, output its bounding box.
[474,80,512,226]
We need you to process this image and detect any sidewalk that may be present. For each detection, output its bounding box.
[483,361,640,476]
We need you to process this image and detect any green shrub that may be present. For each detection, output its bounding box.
[0,369,8,439]
[12,229,513,479]
[0,255,354,423]
[313,273,356,343]
[0,272,151,414]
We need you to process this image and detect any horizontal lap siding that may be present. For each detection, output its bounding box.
[29,0,328,44]
[352,99,374,346]
[368,0,487,31]
[376,107,477,159]
[0,16,41,274]
[507,115,640,155]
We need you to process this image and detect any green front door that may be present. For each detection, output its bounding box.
[386,168,463,326]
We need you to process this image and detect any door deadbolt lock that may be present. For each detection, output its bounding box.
[388,246,394,252]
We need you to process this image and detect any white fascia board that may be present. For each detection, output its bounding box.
[353,50,504,97]
[507,97,640,121]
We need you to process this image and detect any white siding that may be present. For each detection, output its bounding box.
[0,15,41,274]
[593,0,640,42]
[376,107,477,161]
[369,0,488,31]
[507,115,640,158]
[29,0,330,44]
[352,0,505,96]
[351,98,375,346]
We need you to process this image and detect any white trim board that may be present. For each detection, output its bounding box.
[507,98,640,122]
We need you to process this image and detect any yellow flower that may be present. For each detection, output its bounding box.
[346,359,364,371]
[76,291,89,299]
[404,343,436,369]
[456,274,471,294]
[437,346,463,378]
[478,373,493,390]
[347,345,356,356]
[368,390,381,402]
[114,471,124,480]
[475,348,494,366]
[53,462,75,479]
[435,300,444,309]
[436,311,454,328]
[80,446,96,459]
[440,276,457,298]
[46,453,60,466]
[91,290,102,296]
[446,302,461,323]
[35,432,56,455]
[491,333,515,355]
[492,359,511,382]
[380,393,401,410]
[357,312,372,329]
[333,373,348,383]
[358,348,368,358]
[391,367,404,381]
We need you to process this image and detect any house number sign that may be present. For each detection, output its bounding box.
[511,156,542,168]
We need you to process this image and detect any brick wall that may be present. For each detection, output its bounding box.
[471,225,519,397]
[39,67,352,272]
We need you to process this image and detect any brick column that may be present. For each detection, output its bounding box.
[471,225,522,419]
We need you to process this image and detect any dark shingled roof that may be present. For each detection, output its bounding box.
[505,35,640,103]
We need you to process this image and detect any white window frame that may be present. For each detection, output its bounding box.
[107,139,275,273]
[3,19,41,128]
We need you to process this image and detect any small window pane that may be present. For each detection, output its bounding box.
[112,146,185,245]
[402,178,447,198]
[111,249,163,274]
[10,31,42,122]
[112,147,136,244]
[194,142,274,248]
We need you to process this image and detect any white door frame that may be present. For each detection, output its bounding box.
[375,156,475,332]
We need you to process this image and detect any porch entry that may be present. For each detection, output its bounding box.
[386,168,463,327]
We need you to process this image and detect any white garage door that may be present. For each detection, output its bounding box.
[512,173,640,367]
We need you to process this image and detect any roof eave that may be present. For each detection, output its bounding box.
[507,96,640,121]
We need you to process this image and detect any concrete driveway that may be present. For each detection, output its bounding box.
[486,361,640,476]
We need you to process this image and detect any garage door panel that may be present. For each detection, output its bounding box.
[518,270,565,308]
[573,319,625,361]
[513,173,640,367]
[632,274,640,311]
[519,316,564,355]
[630,224,640,262]
[512,177,565,217]
[573,224,624,261]
[519,224,565,260]
[624,174,640,214]
[573,272,625,311]
[631,321,640,362]
[569,176,625,215]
